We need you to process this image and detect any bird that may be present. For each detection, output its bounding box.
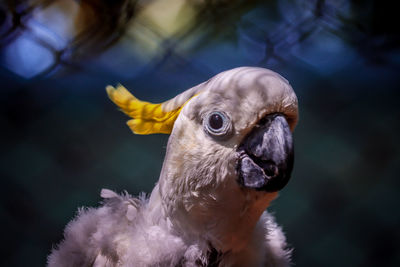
[48,67,298,267]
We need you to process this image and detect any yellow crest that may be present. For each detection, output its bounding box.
[106,84,199,135]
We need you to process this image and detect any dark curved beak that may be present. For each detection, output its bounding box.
[237,114,294,192]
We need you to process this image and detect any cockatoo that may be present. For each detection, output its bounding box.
[48,67,298,267]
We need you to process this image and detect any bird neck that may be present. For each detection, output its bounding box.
[154,177,278,253]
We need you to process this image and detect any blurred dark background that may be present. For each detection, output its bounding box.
[1,0,399,266]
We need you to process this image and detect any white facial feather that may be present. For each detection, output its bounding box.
[157,67,298,252]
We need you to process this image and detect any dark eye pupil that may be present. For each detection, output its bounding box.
[209,114,223,129]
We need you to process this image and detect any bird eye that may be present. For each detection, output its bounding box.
[209,113,224,130]
[203,111,232,138]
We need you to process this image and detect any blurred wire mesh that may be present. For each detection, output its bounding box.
[1,0,398,78]
[0,0,399,266]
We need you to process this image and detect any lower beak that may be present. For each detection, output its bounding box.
[237,114,294,192]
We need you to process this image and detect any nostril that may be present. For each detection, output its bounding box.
[264,163,279,178]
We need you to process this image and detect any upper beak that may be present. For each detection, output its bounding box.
[237,113,294,192]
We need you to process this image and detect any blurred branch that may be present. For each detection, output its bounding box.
[70,0,140,58]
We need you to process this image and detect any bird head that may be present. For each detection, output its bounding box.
[107,67,298,252]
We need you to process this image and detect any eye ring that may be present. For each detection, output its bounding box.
[203,111,232,138]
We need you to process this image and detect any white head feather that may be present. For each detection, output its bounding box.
[155,67,298,252]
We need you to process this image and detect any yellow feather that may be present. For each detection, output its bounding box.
[106,84,184,135]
